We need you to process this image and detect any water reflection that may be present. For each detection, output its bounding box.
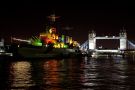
[9,61,35,89]
[1,57,135,90]
[79,57,133,90]
[80,57,104,89]
[42,59,83,90]
[43,60,60,89]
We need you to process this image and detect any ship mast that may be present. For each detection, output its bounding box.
[46,13,60,34]
[47,13,60,22]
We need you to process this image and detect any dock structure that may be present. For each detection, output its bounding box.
[0,38,13,57]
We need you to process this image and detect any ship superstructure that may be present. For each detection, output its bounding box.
[12,14,80,49]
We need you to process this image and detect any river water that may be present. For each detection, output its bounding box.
[0,56,135,90]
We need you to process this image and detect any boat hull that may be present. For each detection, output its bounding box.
[16,47,81,58]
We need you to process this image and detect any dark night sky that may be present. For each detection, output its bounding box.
[0,1,134,44]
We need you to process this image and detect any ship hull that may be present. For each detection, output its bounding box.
[16,47,81,59]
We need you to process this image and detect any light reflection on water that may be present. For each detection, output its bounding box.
[43,60,60,88]
[0,57,135,90]
[9,61,35,89]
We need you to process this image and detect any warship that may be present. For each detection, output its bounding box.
[11,14,82,58]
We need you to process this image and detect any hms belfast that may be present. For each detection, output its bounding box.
[11,14,82,58]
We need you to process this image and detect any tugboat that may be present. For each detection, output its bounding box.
[11,14,82,58]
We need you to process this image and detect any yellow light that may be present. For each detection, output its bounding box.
[69,37,72,44]
[60,42,64,48]
[49,28,52,33]
[53,43,61,48]
[57,44,60,48]
[56,35,58,39]
[52,34,55,39]
[53,44,57,48]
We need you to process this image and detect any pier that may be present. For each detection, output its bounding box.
[0,38,13,57]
